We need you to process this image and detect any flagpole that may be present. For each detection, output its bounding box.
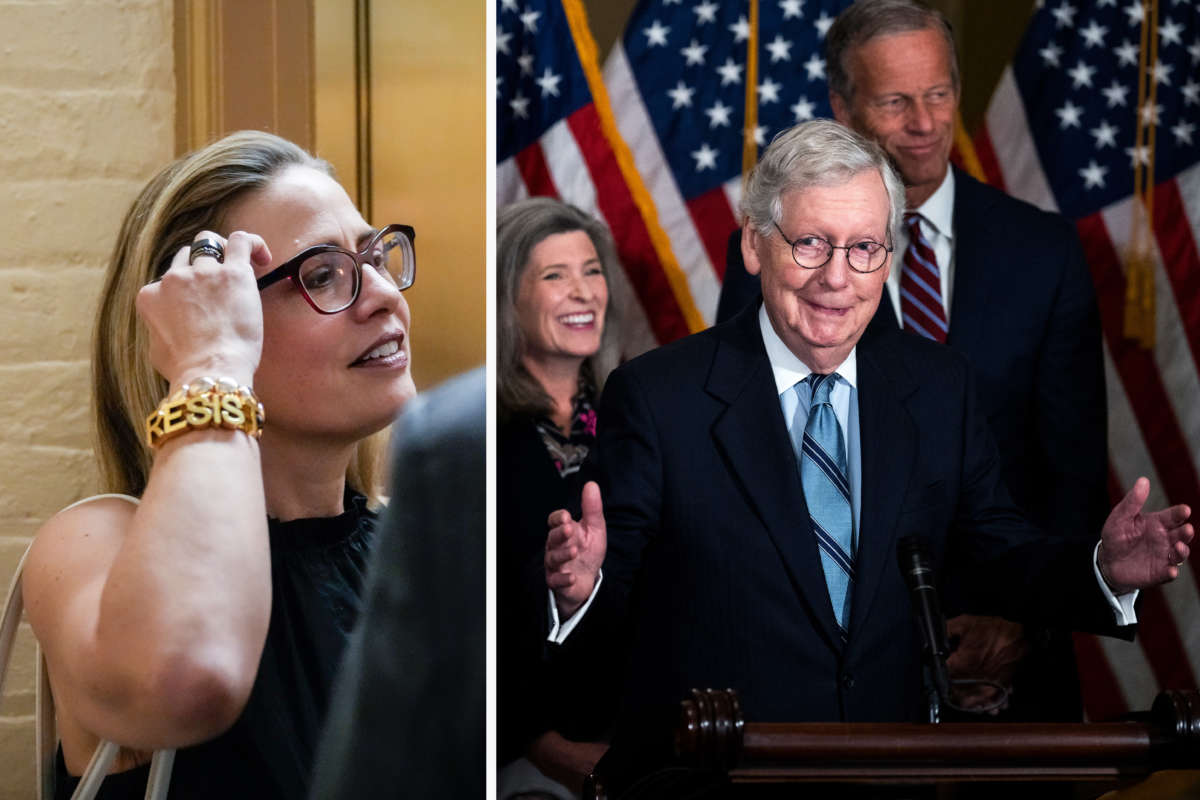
[741,0,760,181]
[1126,0,1158,347]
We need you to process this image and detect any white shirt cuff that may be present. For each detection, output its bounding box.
[546,570,603,644]
[1094,541,1138,625]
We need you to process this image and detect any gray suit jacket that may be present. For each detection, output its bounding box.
[311,368,485,799]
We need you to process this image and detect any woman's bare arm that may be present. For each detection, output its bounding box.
[25,434,270,759]
[23,231,274,762]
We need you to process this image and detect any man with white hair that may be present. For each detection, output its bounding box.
[545,120,1190,778]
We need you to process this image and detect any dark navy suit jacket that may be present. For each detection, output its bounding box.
[580,306,1117,744]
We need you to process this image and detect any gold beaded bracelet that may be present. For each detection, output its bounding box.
[145,376,265,449]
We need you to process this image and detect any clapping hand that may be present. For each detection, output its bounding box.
[1098,477,1194,594]
[545,481,606,619]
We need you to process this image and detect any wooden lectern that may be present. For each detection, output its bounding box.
[584,688,1200,799]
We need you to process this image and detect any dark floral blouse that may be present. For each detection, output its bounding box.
[533,382,598,478]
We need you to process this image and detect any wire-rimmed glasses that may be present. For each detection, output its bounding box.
[773,223,892,274]
[256,223,416,314]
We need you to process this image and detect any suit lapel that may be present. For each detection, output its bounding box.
[707,309,845,651]
[867,293,899,337]
[848,337,918,640]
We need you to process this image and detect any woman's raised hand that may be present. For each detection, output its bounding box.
[136,230,271,388]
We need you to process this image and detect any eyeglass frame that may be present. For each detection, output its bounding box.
[255,223,416,314]
[772,222,893,274]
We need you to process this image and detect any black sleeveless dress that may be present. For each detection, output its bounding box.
[55,490,376,799]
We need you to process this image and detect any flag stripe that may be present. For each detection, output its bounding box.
[604,41,722,323]
[1178,163,1200,254]
[1131,585,1198,693]
[723,177,743,231]
[543,119,602,206]
[1153,172,1200,384]
[1096,197,1200,512]
[971,125,1008,193]
[1080,212,1200,533]
[984,68,1058,213]
[1104,346,1168,513]
[566,105,692,343]
[1073,632,1130,720]
[686,185,740,284]
[497,156,531,206]
[1095,633,1160,714]
[1098,194,1200,493]
[1161,562,1200,691]
[515,138,563,199]
[540,118,598,214]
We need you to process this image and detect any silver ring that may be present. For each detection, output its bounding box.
[189,237,225,264]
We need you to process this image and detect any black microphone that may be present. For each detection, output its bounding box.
[897,536,952,708]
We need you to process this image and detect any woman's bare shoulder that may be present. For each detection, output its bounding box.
[34,493,138,547]
[39,493,139,536]
[24,494,140,609]
[60,493,141,512]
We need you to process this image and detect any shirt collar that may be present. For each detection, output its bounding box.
[758,304,858,396]
[912,165,955,241]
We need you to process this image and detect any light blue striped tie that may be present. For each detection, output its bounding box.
[794,373,855,641]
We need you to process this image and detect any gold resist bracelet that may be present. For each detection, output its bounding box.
[145,376,265,449]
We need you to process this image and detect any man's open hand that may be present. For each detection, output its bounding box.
[545,481,606,619]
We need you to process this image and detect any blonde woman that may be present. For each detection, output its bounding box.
[24,131,417,798]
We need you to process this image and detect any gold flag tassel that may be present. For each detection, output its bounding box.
[1125,0,1158,348]
[741,0,760,181]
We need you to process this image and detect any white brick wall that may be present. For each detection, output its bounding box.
[0,2,174,797]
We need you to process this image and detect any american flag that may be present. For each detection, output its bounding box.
[497,0,853,354]
[975,0,1200,719]
[497,0,700,358]
[603,0,854,327]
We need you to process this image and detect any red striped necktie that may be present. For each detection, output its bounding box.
[900,213,948,343]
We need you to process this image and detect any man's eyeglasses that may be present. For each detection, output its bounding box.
[773,223,892,274]
[256,224,416,314]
